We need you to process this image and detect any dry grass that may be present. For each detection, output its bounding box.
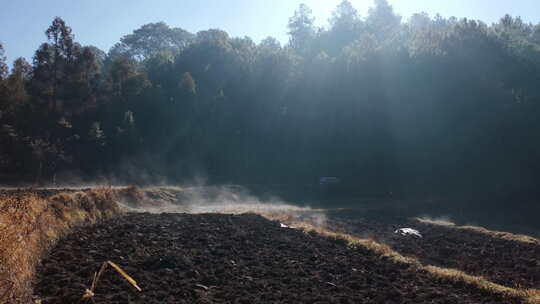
[424,266,540,304]
[416,217,540,245]
[82,260,142,302]
[0,188,122,304]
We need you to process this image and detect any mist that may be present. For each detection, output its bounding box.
[2,0,540,236]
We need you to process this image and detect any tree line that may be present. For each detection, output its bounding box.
[1,0,540,198]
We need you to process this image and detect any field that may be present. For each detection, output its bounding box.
[1,187,540,303]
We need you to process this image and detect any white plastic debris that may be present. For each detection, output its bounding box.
[280,223,290,228]
[394,228,422,238]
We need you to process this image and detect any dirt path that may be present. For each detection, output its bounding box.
[34,213,521,303]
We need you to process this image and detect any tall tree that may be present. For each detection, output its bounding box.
[107,56,150,102]
[0,43,10,121]
[0,43,7,81]
[325,0,362,55]
[115,22,194,61]
[494,15,532,41]
[366,0,402,43]
[330,0,359,29]
[46,17,76,61]
[32,17,82,113]
[2,58,32,117]
[531,23,540,45]
[288,4,317,55]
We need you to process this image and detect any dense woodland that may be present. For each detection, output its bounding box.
[1,0,540,197]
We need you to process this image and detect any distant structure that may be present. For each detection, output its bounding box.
[319,177,340,185]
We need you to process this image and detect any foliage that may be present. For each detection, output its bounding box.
[1,2,540,195]
[113,22,194,61]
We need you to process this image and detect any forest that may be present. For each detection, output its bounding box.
[1,0,540,198]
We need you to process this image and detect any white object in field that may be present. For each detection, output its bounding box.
[395,228,422,238]
[280,223,290,228]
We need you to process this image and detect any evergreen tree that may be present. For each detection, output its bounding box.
[288,4,317,55]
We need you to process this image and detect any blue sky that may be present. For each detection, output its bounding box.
[1,0,539,66]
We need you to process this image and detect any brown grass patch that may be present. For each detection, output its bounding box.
[0,188,122,304]
[416,217,540,245]
[424,266,540,304]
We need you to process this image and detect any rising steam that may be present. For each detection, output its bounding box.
[117,185,329,229]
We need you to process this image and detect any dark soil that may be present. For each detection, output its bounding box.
[329,214,540,289]
[34,213,522,303]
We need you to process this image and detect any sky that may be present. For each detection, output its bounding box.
[1,0,539,67]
